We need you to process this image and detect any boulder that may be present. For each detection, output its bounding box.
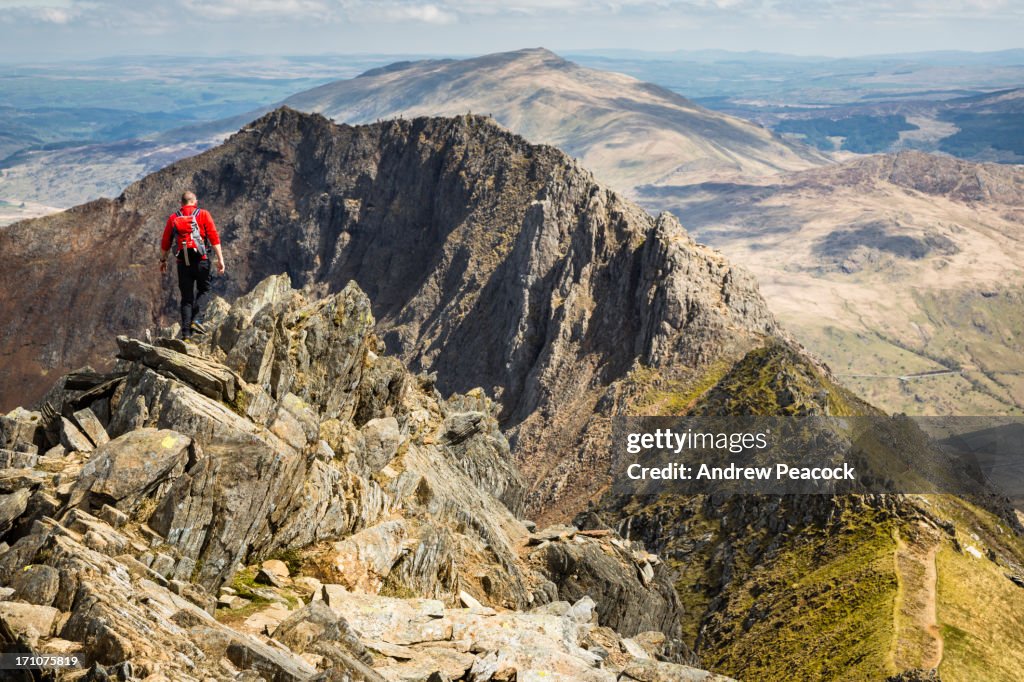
[68,428,192,517]
[241,606,292,637]
[226,637,319,682]
[9,564,60,606]
[322,592,448,646]
[0,488,30,537]
[116,336,240,402]
[221,281,375,421]
[0,449,39,469]
[262,559,291,579]
[632,630,668,658]
[327,520,407,593]
[274,601,374,666]
[359,417,402,475]
[60,417,94,453]
[96,504,128,528]
[529,524,578,545]
[72,407,110,447]
[0,408,44,453]
[255,566,288,588]
[321,584,348,609]
[293,576,322,599]
[532,536,689,661]
[0,601,59,647]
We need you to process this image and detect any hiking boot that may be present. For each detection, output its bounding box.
[190,321,208,335]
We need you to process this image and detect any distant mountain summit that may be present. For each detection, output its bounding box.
[0,48,826,212]
[283,47,827,190]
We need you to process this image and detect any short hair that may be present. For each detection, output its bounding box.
[181,191,197,204]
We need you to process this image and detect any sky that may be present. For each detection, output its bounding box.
[0,0,1022,61]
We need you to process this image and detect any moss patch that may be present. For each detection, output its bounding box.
[379,571,417,599]
[632,358,735,416]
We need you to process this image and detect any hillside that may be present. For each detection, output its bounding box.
[730,88,1024,161]
[282,48,826,190]
[644,150,1024,416]
[596,342,1024,681]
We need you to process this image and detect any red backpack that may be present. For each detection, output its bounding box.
[171,207,209,265]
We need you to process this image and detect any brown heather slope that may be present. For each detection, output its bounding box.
[643,150,1024,417]
[0,106,776,516]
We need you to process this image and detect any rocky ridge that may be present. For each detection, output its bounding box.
[0,274,729,681]
[0,107,778,518]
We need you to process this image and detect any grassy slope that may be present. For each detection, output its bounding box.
[616,341,1024,681]
[931,496,1024,682]
[706,508,899,681]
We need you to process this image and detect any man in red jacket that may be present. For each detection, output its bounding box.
[159,191,226,340]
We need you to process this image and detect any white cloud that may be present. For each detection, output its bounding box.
[0,0,85,23]
[178,0,333,20]
[36,6,72,21]
[0,0,1021,34]
[326,0,1024,24]
[381,3,458,23]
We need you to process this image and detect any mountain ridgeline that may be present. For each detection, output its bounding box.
[4,107,1024,680]
[0,106,776,515]
[282,47,826,190]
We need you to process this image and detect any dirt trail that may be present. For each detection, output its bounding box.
[892,524,944,673]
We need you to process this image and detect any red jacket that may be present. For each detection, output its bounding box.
[161,205,221,261]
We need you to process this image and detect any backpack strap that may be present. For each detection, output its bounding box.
[190,207,208,259]
[191,208,203,237]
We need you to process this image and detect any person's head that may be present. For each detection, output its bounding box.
[181,190,197,206]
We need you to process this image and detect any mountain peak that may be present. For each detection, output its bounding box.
[0,107,775,517]
[283,49,825,192]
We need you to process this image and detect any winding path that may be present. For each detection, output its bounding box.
[892,526,944,673]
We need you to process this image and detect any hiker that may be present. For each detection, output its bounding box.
[159,191,226,340]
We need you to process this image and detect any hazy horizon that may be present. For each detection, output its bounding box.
[1,0,1021,61]
[3,46,1024,66]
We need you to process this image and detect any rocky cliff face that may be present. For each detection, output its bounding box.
[0,107,776,516]
[0,275,731,681]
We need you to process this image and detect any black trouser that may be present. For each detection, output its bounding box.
[176,253,211,334]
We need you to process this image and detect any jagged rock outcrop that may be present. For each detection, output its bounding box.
[0,107,776,517]
[0,275,727,680]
